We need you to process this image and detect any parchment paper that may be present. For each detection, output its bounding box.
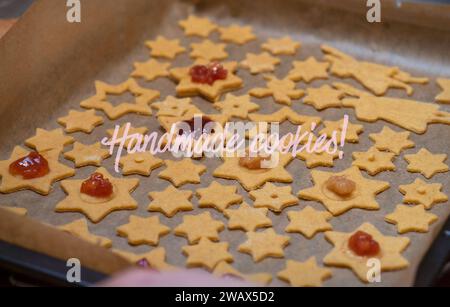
[0,0,449,286]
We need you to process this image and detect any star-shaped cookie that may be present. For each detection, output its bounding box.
[117,215,170,246]
[240,52,281,74]
[158,159,207,187]
[218,24,256,45]
[213,261,273,285]
[249,75,305,105]
[323,223,410,282]
[399,178,448,209]
[174,212,224,244]
[249,183,298,212]
[262,36,301,55]
[288,57,330,83]
[145,36,186,59]
[223,202,272,232]
[298,166,390,216]
[303,85,344,110]
[169,60,243,102]
[25,128,74,153]
[57,109,104,134]
[131,59,171,81]
[369,126,415,155]
[214,94,260,119]
[213,152,294,191]
[64,142,111,167]
[404,148,448,179]
[285,206,333,239]
[55,167,139,223]
[114,247,176,271]
[319,119,363,143]
[148,185,193,217]
[151,96,193,117]
[179,16,217,37]
[190,40,228,61]
[119,152,163,176]
[0,146,74,195]
[80,79,160,119]
[197,181,243,212]
[59,219,112,248]
[352,146,396,176]
[238,228,290,262]
[385,205,438,234]
[436,78,450,104]
[278,258,332,287]
[297,150,339,168]
[182,238,233,271]
[106,124,149,148]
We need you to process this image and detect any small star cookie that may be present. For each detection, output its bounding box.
[352,146,396,176]
[158,159,207,187]
[262,36,301,55]
[114,247,176,271]
[288,57,329,83]
[223,202,272,232]
[119,152,163,176]
[80,79,160,119]
[117,215,170,246]
[213,261,272,285]
[297,150,339,168]
[174,212,224,244]
[170,60,243,102]
[240,52,281,74]
[182,238,233,271]
[1,206,27,216]
[25,128,74,153]
[285,206,333,239]
[55,167,139,223]
[436,78,450,104]
[323,222,410,282]
[196,181,243,212]
[303,85,344,110]
[145,36,186,59]
[179,16,217,37]
[404,148,448,179]
[64,142,111,168]
[399,178,448,209]
[278,258,332,287]
[238,228,290,262]
[131,59,171,81]
[249,76,305,105]
[249,183,298,213]
[148,185,193,217]
[151,96,193,118]
[107,124,149,148]
[298,166,390,216]
[214,94,260,119]
[57,109,103,134]
[248,106,321,127]
[213,152,294,191]
[59,219,112,248]
[369,126,415,155]
[0,146,74,195]
[385,205,438,234]
[218,24,256,45]
[190,40,228,61]
[319,119,363,143]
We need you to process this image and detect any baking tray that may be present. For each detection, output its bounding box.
[0,0,449,287]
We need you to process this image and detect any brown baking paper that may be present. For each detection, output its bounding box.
[0,0,449,286]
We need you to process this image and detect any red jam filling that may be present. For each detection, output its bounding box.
[80,173,113,198]
[189,62,228,85]
[348,231,380,257]
[180,116,214,140]
[9,152,50,179]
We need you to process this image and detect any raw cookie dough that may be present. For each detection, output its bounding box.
[174,212,225,244]
[238,228,290,262]
[278,257,332,287]
[385,205,438,234]
[240,52,281,74]
[145,36,186,59]
[182,238,233,271]
[223,202,272,232]
[399,178,448,209]
[249,76,305,105]
[249,182,299,212]
[261,36,300,55]
[57,109,104,134]
[285,206,333,239]
[64,142,111,168]
[148,185,193,217]
[196,181,243,212]
[218,24,256,45]
[117,215,170,246]
[404,148,448,179]
[288,57,329,83]
[59,219,112,248]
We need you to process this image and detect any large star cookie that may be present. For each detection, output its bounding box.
[218,24,256,45]
[64,142,111,168]
[80,79,160,119]
[145,36,186,59]
[240,52,281,74]
[182,238,233,271]
[298,166,390,216]
[114,247,176,271]
[174,212,224,244]
[158,159,207,187]
[55,167,139,223]
[238,228,290,262]
[323,223,410,282]
[249,183,298,212]
[25,128,74,153]
[131,59,171,81]
[399,178,448,209]
[285,206,333,239]
[179,16,217,37]
[214,94,260,119]
[117,215,170,246]
[278,258,332,287]
[59,219,112,248]
[148,185,193,217]
[213,261,272,285]
[223,202,272,232]
[404,148,448,179]
[369,126,415,155]
[57,109,104,134]
[288,57,329,83]
[196,181,243,212]
[352,146,396,176]
[262,36,301,55]
[385,205,437,234]
[190,40,228,61]
[249,76,305,105]
[0,146,74,195]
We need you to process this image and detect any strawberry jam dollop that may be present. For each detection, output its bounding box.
[189,62,228,85]
[80,173,113,198]
[9,152,50,179]
[348,231,380,257]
